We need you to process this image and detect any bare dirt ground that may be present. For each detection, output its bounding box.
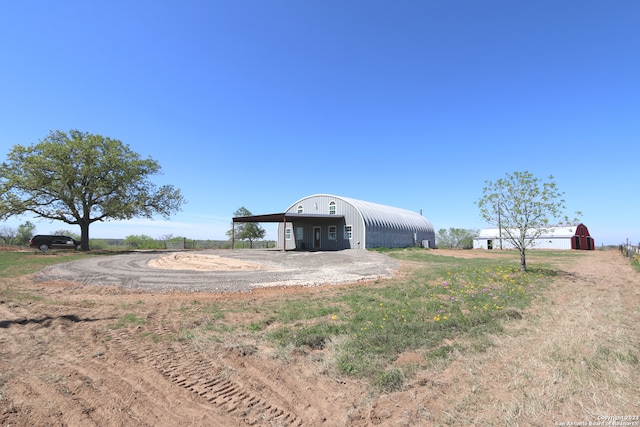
[1,249,639,426]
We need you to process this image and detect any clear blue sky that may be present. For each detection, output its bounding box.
[1,1,638,245]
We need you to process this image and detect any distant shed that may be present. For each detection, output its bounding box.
[473,223,595,250]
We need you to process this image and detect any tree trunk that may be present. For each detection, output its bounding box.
[79,220,90,251]
[519,248,527,271]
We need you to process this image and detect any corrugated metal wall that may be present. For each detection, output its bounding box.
[343,196,435,248]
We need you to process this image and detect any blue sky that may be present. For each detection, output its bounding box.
[1,1,638,245]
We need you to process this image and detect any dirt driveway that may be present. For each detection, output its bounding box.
[1,249,639,426]
[34,249,399,292]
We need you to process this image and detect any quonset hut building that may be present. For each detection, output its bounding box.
[232,194,435,250]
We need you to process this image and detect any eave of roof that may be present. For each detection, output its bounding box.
[232,213,345,223]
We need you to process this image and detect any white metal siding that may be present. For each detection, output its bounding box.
[474,237,573,250]
[474,226,577,250]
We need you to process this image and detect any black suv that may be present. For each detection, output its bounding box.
[29,235,79,252]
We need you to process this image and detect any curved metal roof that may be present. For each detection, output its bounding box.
[287,194,434,233]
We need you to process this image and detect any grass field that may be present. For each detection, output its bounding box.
[1,247,638,426]
[0,248,580,389]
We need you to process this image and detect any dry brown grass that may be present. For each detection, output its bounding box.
[404,250,640,426]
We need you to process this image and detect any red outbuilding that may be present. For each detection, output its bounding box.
[571,223,595,250]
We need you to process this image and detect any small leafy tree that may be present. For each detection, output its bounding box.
[227,207,265,248]
[477,171,579,271]
[436,228,478,249]
[16,221,36,245]
[0,130,186,250]
[124,234,159,249]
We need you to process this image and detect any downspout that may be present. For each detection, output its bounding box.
[282,216,286,251]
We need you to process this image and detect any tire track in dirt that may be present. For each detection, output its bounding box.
[1,316,107,426]
[0,300,234,426]
[108,324,303,426]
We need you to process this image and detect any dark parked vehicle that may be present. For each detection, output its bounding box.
[29,235,79,252]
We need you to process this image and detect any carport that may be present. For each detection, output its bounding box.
[232,213,345,250]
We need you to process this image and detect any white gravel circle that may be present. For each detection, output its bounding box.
[36,249,400,293]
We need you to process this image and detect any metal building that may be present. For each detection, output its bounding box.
[473,223,595,250]
[232,194,435,250]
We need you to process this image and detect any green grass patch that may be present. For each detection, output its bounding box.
[376,368,405,393]
[588,345,639,368]
[268,322,348,349]
[427,344,455,360]
[178,329,196,341]
[108,313,145,330]
[630,252,640,272]
[0,251,84,278]
[0,286,45,303]
[119,300,145,309]
[273,298,342,322]
[177,300,227,319]
[140,331,163,343]
[0,250,121,278]
[263,249,555,384]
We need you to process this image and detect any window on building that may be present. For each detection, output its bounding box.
[296,227,303,240]
[297,205,303,214]
[329,201,336,215]
[344,225,352,239]
[328,226,336,240]
[285,228,292,240]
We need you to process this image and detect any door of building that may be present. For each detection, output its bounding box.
[313,226,321,249]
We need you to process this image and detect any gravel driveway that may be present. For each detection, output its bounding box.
[36,249,399,292]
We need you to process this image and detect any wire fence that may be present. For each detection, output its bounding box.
[98,239,277,251]
[620,243,640,259]
[162,239,276,250]
[0,239,277,251]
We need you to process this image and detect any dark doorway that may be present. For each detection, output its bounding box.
[313,226,321,249]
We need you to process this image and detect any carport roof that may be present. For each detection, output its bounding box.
[233,213,344,223]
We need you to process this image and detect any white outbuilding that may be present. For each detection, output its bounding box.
[473,223,595,250]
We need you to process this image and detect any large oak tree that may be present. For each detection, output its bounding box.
[0,130,186,250]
